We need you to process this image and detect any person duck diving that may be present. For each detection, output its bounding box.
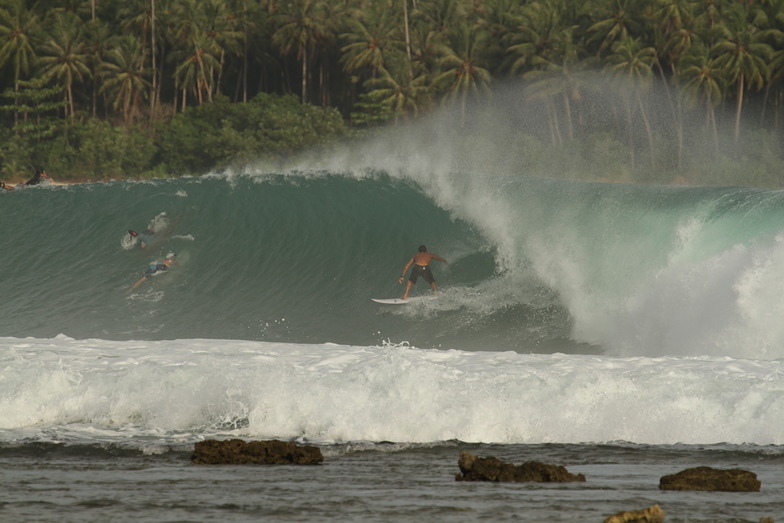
[127,227,156,249]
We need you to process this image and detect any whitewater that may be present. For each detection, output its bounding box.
[3,334,781,446]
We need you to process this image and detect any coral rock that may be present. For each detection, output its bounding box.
[192,439,323,465]
[455,450,585,482]
[604,504,665,523]
[659,466,760,492]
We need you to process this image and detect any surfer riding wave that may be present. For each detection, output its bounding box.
[399,245,447,300]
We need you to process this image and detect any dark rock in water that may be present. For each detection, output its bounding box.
[192,439,323,465]
[659,466,760,492]
[604,504,665,523]
[455,450,585,482]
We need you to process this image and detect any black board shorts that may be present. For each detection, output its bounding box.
[409,264,435,284]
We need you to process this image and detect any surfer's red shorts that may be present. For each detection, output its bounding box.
[409,264,435,284]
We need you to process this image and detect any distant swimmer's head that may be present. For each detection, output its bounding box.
[418,244,427,252]
[128,230,138,237]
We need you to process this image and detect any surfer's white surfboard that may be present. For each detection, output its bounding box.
[372,296,435,305]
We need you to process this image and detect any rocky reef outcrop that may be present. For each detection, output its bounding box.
[659,466,760,492]
[455,450,585,483]
[604,504,665,523]
[191,439,323,465]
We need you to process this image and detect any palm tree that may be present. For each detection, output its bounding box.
[0,0,40,124]
[340,1,404,80]
[406,0,469,79]
[652,0,699,76]
[158,0,189,108]
[677,43,724,150]
[38,11,90,121]
[200,0,243,100]
[402,0,412,64]
[711,3,773,143]
[650,0,699,167]
[586,0,652,56]
[414,0,468,35]
[99,35,150,123]
[758,0,784,128]
[431,19,492,127]
[693,0,724,43]
[510,0,584,143]
[364,63,431,122]
[769,49,784,129]
[117,0,160,116]
[237,4,280,100]
[406,10,441,76]
[476,0,523,75]
[228,0,264,102]
[606,36,657,166]
[271,0,328,103]
[83,18,113,118]
[173,25,220,107]
[168,0,226,108]
[479,0,523,39]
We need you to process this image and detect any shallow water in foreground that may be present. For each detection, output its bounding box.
[2,442,782,522]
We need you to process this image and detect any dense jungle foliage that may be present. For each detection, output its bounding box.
[1,0,784,184]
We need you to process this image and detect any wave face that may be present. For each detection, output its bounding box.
[3,170,784,359]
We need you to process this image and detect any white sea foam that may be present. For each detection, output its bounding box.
[2,336,782,446]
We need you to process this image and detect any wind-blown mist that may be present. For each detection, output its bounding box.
[289,76,782,187]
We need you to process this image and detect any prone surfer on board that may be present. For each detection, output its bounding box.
[130,253,176,290]
[399,245,447,300]
[1,181,13,191]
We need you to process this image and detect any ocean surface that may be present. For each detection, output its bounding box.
[3,160,784,520]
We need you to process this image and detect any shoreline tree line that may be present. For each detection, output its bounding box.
[2,0,784,185]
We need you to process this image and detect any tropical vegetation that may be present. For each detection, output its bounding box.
[1,0,783,185]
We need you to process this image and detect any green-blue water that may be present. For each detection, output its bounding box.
[4,172,784,358]
[1,175,502,347]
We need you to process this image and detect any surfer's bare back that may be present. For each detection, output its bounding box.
[399,245,446,300]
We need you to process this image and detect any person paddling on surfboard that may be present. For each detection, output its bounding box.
[130,252,176,290]
[399,245,447,300]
